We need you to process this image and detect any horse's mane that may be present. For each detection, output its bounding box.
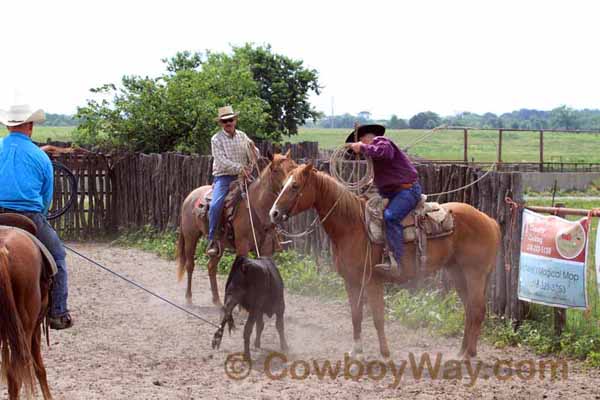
[313,170,364,222]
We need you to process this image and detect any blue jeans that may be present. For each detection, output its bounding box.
[16,212,69,317]
[208,175,236,241]
[382,183,422,262]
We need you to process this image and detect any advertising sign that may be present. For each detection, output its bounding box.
[518,209,589,309]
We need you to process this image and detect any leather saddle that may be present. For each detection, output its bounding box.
[192,179,247,242]
[0,213,58,277]
[365,194,455,245]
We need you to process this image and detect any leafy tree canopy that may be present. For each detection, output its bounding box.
[74,45,320,153]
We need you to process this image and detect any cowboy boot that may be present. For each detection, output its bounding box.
[206,225,222,257]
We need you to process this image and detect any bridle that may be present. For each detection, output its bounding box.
[273,169,344,239]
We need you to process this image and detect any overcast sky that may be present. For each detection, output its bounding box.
[2,0,598,119]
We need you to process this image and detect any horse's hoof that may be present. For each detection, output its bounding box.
[348,350,365,362]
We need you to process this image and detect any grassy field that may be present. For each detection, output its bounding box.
[2,126,599,164]
[295,128,600,163]
[0,126,76,143]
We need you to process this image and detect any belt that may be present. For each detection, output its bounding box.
[381,182,415,193]
[0,207,36,217]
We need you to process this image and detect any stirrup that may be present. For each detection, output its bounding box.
[206,240,221,257]
[374,254,401,274]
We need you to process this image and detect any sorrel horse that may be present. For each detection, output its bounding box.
[0,216,52,399]
[176,151,297,306]
[269,164,500,359]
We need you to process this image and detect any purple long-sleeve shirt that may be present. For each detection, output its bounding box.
[360,137,418,193]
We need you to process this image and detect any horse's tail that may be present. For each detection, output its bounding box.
[176,229,186,282]
[0,242,35,395]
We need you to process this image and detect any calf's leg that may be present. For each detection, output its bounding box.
[275,310,288,352]
[254,313,264,349]
[243,311,257,360]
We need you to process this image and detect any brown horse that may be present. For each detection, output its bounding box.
[0,217,52,399]
[176,151,297,306]
[269,164,500,359]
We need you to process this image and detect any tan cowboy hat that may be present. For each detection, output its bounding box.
[215,105,239,122]
[0,103,45,127]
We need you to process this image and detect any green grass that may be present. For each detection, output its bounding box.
[295,128,600,163]
[0,126,76,143]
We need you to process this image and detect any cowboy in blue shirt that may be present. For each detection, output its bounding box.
[0,103,73,330]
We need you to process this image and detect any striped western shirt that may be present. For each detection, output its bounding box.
[211,129,258,176]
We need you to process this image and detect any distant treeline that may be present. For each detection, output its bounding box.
[41,113,78,126]
[309,106,600,131]
[47,105,600,132]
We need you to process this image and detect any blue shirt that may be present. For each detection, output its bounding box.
[0,132,54,213]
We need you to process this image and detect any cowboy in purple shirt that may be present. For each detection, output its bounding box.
[347,124,422,275]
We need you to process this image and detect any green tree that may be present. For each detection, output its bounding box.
[550,105,579,130]
[75,51,269,153]
[233,44,321,136]
[389,114,408,129]
[409,111,441,129]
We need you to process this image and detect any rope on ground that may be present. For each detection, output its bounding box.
[65,244,220,329]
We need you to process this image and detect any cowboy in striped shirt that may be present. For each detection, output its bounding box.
[206,106,259,256]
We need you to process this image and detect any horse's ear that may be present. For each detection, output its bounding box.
[302,162,314,176]
[284,149,292,158]
[266,149,274,162]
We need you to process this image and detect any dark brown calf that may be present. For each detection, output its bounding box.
[212,256,288,360]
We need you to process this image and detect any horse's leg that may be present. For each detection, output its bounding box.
[31,324,52,399]
[7,370,21,400]
[243,311,257,360]
[183,229,201,305]
[344,279,364,358]
[207,255,222,307]
[446,266,470,358]
[366,279,390,359]
[254,313,264,349]
[463,268,488,358]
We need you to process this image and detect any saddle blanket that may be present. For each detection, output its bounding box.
[365,194,454,245]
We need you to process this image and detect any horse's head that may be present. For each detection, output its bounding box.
[264,149,297,196]
[269,163,316,224]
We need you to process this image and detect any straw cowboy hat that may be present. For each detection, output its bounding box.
[0,103,45,127]
[345,124,385,143]
[216,105,239,122]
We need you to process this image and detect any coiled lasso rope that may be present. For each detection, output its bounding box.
[329,145,374,194]
[329,125,497,197]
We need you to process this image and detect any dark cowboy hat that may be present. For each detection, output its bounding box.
[344,124,386,143]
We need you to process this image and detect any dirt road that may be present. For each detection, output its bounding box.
[36,243,600,399]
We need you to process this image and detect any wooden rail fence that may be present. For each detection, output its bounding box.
[49,141,525,320]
